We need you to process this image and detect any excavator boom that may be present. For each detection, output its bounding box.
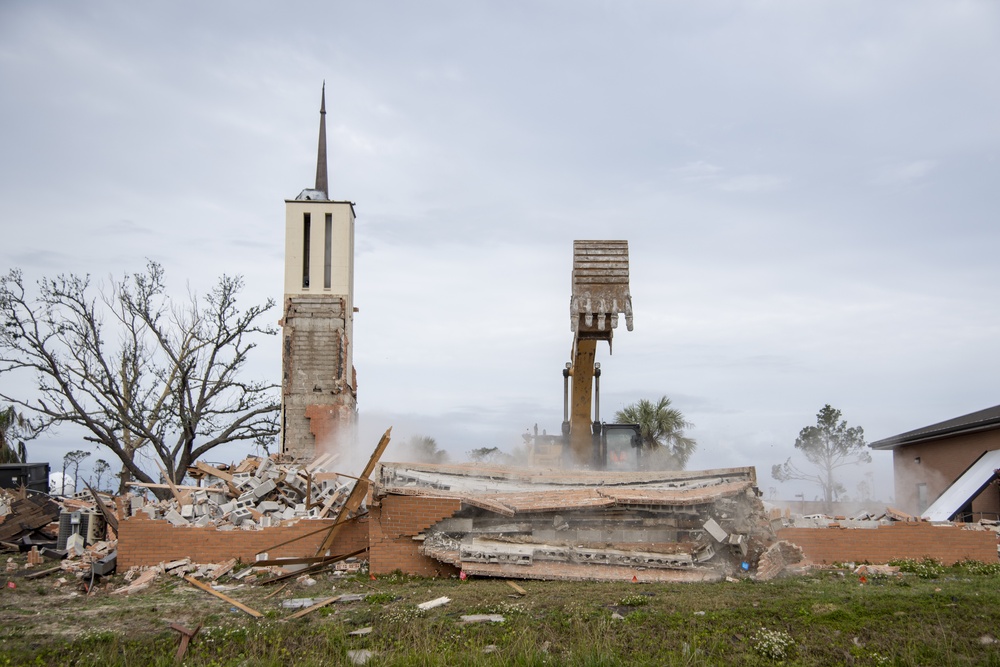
[565,241,634,465]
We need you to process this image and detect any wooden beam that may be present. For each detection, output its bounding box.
[155,461,184,505]
[83,480,119,533]
[287,595,342,619]
[128,482,229,492]
[183,575,262,617]
[258,548,367,585]
[317,428,391,554]
[194,461,234,482]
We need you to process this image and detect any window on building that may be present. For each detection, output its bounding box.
[324,213,332,289]
[302,213,311,288]
[916,483,928,514]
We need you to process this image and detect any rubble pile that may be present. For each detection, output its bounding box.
[127,453,361,530]
[0,486,60,546]
[375,462,777,582]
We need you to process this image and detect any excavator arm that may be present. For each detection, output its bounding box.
[564,240,634,465]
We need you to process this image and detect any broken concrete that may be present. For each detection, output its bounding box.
[374,462,773,581]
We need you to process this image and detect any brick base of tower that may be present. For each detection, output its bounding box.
[280,294,356,460]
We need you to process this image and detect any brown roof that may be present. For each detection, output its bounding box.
[870,403,1000,450]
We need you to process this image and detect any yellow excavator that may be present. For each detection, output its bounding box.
[528,240,642,470]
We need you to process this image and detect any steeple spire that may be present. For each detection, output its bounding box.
[314,82,329,198]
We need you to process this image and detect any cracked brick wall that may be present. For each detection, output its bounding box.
[368,495,462,576]
[281,294,357,459]
[777,522,997,565]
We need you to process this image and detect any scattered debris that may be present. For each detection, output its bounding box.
[125,453,364,532]
[417,596,451,610]
[169,623,201,664]
[754,541,805,581]
[281,598,318,609]
[287,595,342,619]
[347,649,374,665]
[460,614,505,624]
[111,568,159,595]
[349,627,373,636]
[0,487,60,544]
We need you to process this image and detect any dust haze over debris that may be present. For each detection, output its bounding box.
[2,2,999,501]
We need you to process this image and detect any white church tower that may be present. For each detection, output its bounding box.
[280,84,357,459]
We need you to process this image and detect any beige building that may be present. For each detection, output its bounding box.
[280,85,358,459]
[870,404,1000,520]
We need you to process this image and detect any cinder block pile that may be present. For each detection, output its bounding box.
[128,453,358,531]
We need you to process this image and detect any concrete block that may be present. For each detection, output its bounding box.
[165,510,190,527]
[231,507,252,523]
[255,458,274,479]
[219,501,236,514]
[252,478,277,499]
[703,518,728,543]
[238,490,257,505]
[180,504,194,518]
[257,501,282,513]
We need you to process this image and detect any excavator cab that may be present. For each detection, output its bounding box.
[596,423,643,471]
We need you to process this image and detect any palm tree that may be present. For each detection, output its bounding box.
[615,396,696,470]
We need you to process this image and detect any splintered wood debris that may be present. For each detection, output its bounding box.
[374,462,774,582]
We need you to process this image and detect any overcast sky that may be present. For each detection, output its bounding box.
[2,1,998,501]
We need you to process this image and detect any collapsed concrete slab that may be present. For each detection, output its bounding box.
[371,462,774,581]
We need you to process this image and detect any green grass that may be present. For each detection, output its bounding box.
[2,560,1000,665]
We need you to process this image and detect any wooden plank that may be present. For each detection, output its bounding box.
[83,480,119,533]
[317,428,391,554]
[155,461,184,505]
[506,580,527,595]
[183,575,262,618]
[128,482,228,492]
[258,547,368,585]
[208,558,237,581]
[287,595,342,619]
[195,461,234,482]
[311,471,362,482]
[24,565,62,580]
[262,582,289,600]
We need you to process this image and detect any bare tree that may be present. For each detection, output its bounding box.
[772,404,871,511]
[91,458,111,492]
[63,449,90,495]
[0,261,280,494]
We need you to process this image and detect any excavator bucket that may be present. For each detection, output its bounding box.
[571,240,633,343]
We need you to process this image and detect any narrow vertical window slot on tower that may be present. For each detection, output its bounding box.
[324,213,333,289]
[302,213,311,288]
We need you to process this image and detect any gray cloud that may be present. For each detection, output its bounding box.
[2,1,998,503]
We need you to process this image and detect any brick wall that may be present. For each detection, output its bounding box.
[777,522,998,565]
[281,294,357,459]
[891,430,1000,516]
[118,512,368,569]
[369,495,462,577]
